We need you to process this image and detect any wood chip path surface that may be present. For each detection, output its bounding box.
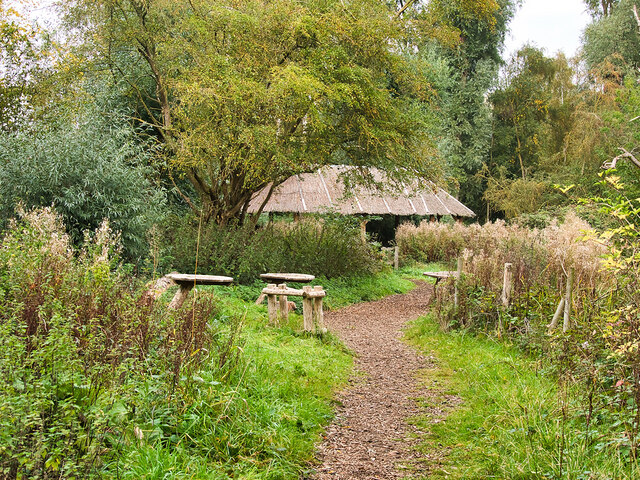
[312,281,446,480]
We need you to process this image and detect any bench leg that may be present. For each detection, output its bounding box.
[313,297,325,333]
[267,293,278,324]
[302,296,314,331]
[168,285,193,310]
[278,283,288,323]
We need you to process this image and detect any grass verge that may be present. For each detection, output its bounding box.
[406,314,640,480]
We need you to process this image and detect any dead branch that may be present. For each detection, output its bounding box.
[602,147,640,170]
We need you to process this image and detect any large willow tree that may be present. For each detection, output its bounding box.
[60,0,440,224]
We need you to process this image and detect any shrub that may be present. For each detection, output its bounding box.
[160,214,385,283]
[0,208,234,479]
[0,106,165,260]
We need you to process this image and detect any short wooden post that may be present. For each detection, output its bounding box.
[563,267,575,333]
[267,284,278,324]
[454,257,463,309]
[278,283,288,322]
[313,285,325,332]
[501,263,513,307]
[302,286,314,331]
[168,284,193,310]
[393,246,399,270]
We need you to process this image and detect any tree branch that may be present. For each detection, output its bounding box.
[168,170,199,214]
[395,0,418,18]
[602,147,640,170]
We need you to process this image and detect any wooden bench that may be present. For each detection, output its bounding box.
[423,271,458,285]
[165,273,234,309]
[261,283,326,333]
[255,273,315,305]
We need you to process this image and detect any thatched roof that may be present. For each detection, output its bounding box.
[248,165,475,218]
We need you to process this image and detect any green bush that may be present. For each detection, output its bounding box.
[0,208,233,479]
[160,214,385,283]
[0,106,165,260]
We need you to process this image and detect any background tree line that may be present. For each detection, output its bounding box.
[3,0,640,260]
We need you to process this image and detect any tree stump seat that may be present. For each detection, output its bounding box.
[261,283,326,333]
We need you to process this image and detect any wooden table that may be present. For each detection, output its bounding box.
[166,273,234,309]
[259,273,315,284]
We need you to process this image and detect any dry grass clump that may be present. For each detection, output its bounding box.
[399,213,607,333]
[396,221,467,263]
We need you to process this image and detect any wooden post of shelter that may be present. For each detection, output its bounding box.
[360,219,368,242]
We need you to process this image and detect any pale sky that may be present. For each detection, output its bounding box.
[13,0,592,60]
[504,0,592,59]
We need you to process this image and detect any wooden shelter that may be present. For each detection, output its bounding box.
[248,165,475,219]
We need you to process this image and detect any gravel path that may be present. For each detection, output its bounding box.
[312,281,442,480]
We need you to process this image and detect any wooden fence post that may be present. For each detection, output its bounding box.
[548,297,565,333]
[393,246,399,270]
[501,263,513,307]
[563,267,575,333]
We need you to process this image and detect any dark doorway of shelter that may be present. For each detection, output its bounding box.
[366,215,422,246]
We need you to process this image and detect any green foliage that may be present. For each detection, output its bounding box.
[0,6,50,130]
[0,103,165,260]
[0,207,353,478]
[423,0,519,216]
[62,0,441,224]
[159,215,386,283]
[583,0,640,71]
[407,314,640,479]
[0,208,225,478]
